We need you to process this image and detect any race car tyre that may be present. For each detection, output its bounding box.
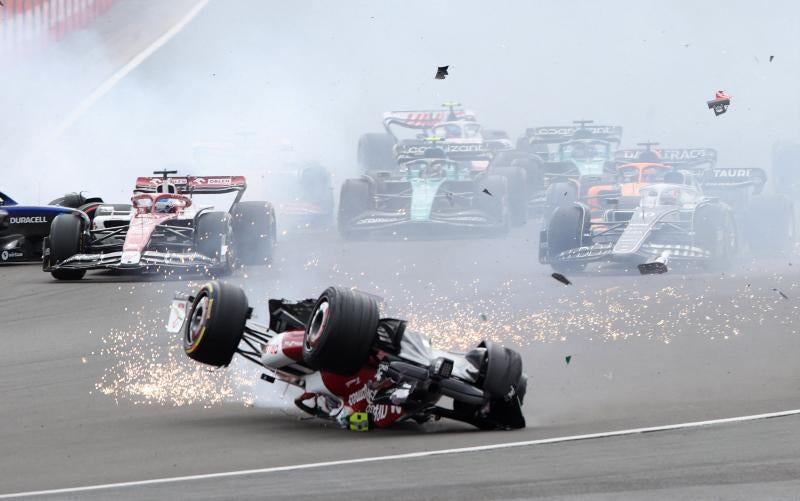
[438,378,486,406]
[475,174,509,235]
[49,192,103,209]
[743,195,795,256]
[357,133,396,172]
[479,340,525,402]
[303,286,380,375]
[49,213,86,280]
[546,205,588,273]
[544,182,577,222]
[231,201,276,265]
[183,281,249,367]
[493,166,528,227]
[196,212,234,276]
[694,204,737,270]
[338,178,373,238]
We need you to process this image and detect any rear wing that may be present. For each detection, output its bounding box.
[382,109,476,129]
[134,176,247,194]
[702,167,767,194]
[394,141,492,161]
[524,125,623,145]
[615,148,717,168]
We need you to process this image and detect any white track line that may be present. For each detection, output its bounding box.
[2,408,799,499]
[52,0,211,138]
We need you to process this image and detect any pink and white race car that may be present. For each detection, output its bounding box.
[43,171,276,280]
[169,281,527,431]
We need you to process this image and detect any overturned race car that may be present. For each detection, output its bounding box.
[169,282,527,431]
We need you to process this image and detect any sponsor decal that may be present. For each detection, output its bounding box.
[660,149,709,161]
[206,177,232,185]
[263,342,280,355]
[348,384,374,406]
[282,338,303,349]
[9,216,48,224]
[535,126,617,136]
[401,143,487,155]
[713,168,752,177]
[0,250,23,261]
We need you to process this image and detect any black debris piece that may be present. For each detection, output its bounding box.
[435,66,449,80]
[551,272,572,286]
[482,188,492,196]
[445,191,454,205]
[637,262,668,275]
[769,55,774,62]
[565,355,572,365]
[479,313,488,322]
[773,288,789,300]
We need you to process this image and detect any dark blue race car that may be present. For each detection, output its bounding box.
[0,191,103,263]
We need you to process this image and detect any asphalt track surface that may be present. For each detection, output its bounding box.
[4,1,800,498]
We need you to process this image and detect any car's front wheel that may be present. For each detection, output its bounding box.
[183,281,249,366]
[302,286,380,375]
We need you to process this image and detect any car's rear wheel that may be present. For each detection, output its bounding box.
[195,212,234,275]
[546,205,588,273]
[183,281,249,366]
[493,166,528,227]
[231,201,276,265]
[338,178,373,238]
[357,133,396,172]
[49,213,86,280]
[695,204,736,271]
[302,286,380,375]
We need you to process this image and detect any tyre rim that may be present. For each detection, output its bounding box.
[188,295,210,346]
[305,300,329,350]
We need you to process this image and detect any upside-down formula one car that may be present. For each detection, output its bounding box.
[168,281,527,431]
[43,171,277,280]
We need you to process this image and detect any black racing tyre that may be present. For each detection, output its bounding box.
[475,174,509,234]
[544,181,577,222]
[479,340,524,401]
[744,195,795,256]
[493,166,528,227]
[546,205,588,273]
[231,201,276,265]
[195,211,234,275]
[183,281,249,366]
[49,213,86,280]
[357,133,396,172]
[338,178,373,238]
[694,204,736,270]
[302,286,380,375]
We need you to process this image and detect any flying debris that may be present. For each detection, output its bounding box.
[565,355,572,365]
[551,272,572,286]
[769,55,774,62]
[707,90,730,116]
[445,191,455,206]
[482,188,492,196]
[638,251,669,275]
[773,288,789,300]
[479,313,488,322]
[435,66,449,80]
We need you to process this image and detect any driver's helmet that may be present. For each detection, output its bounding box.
[660,188,679,205]
[442,124,461,138]
[156,181,178,194]
[427,159,447,177]
[571,142,591,160]
[154,197,179,214]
